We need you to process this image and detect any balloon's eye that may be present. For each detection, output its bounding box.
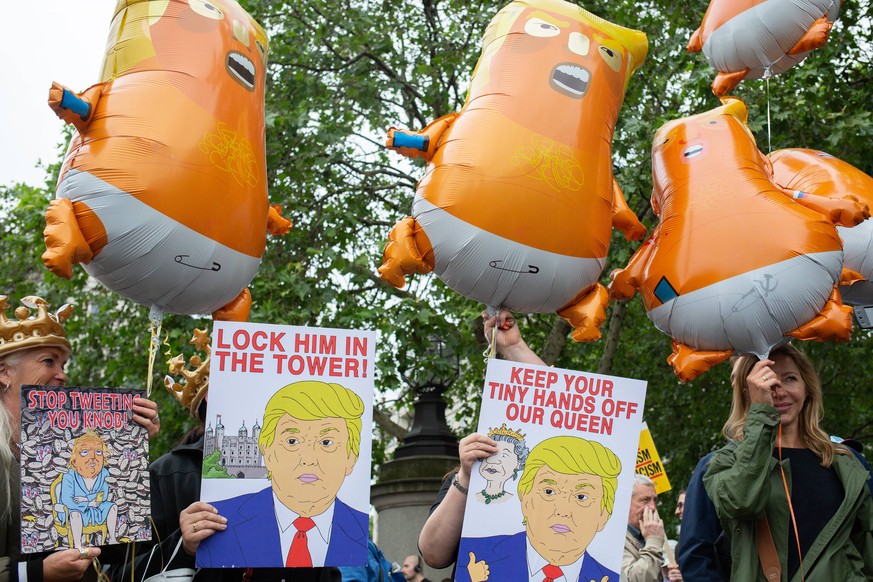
[598,45,622,72]
[189,0,224,20]
[525,18,560,38]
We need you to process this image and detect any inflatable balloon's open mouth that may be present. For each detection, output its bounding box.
[550,63,590,98]
[227,51,256,91]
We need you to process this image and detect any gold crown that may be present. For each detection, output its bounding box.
[487,423,526,441]
[164,328,210,418]
[0,295,73,358]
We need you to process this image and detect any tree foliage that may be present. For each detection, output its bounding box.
[3,0,873,534]
[203,450,234,479]
[244,0,873,531]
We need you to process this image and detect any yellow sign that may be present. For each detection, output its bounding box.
[636,421,671,494]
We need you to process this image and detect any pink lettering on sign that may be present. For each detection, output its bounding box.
[213,328,370,377]
[508,367,559,389]
[272,354,368,378]
[488,382,529,403]
[215,328,287,352]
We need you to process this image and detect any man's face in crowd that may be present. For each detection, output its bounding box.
[400,555,420,580]
[628,482,657,527]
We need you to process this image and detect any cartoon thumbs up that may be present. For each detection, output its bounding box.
[467,551,490,582]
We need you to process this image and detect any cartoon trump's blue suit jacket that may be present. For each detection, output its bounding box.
[196,486,368,568]
[456,531,618,582]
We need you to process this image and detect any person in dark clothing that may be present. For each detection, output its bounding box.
[418,435,497,573]
[675,452,728,581]
[678,439,872,581]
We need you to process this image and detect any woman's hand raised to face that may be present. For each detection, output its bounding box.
[746,359,777,407]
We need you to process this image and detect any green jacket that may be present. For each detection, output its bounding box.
[704,404,873,581]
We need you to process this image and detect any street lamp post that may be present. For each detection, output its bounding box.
[394,335,460,458]
[371,335,461,580]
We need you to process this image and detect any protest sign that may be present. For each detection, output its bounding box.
[197,321,376,568]
[456,359,647,582]
[636,421,671,494]
[19,385,150,553]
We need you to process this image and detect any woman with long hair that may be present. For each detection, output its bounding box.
[1,403,20,579]
[703,343,873,580]
[0,296,97,581]
[1,294,161,582]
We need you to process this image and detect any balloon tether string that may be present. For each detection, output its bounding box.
[778,423,805,580]
[146,305,164,398]
[766,76,772,154]
[483,305,499,360]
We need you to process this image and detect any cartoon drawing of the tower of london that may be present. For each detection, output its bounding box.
[204,415,267,479]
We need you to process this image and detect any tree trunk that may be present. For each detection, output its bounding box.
[373,406,408,440]
[598,300,628,375]
[540,317,571,366]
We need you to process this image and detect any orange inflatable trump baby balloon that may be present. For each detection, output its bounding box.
[770,148,873,286]
[43,0,291,321]
[379,0,648,341]
[687,0,840,96]
[609,98,868,381]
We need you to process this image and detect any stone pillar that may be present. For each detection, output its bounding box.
[372,454,458,581]
[374,335,460,580]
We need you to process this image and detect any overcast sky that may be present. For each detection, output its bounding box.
[2,1,117,188]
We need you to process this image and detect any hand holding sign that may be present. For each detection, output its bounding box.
[42,548,102,582]
[181,501,226,558]
[458,433,498,485]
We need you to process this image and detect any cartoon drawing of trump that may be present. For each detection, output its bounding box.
[459,435,621,582]
[197,380,368,567]
[58,430,119,549]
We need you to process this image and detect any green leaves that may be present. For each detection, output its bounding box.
[5,0,872,492]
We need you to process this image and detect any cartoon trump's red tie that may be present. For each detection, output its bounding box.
[286,517,316,567]
[542,564,564,582]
